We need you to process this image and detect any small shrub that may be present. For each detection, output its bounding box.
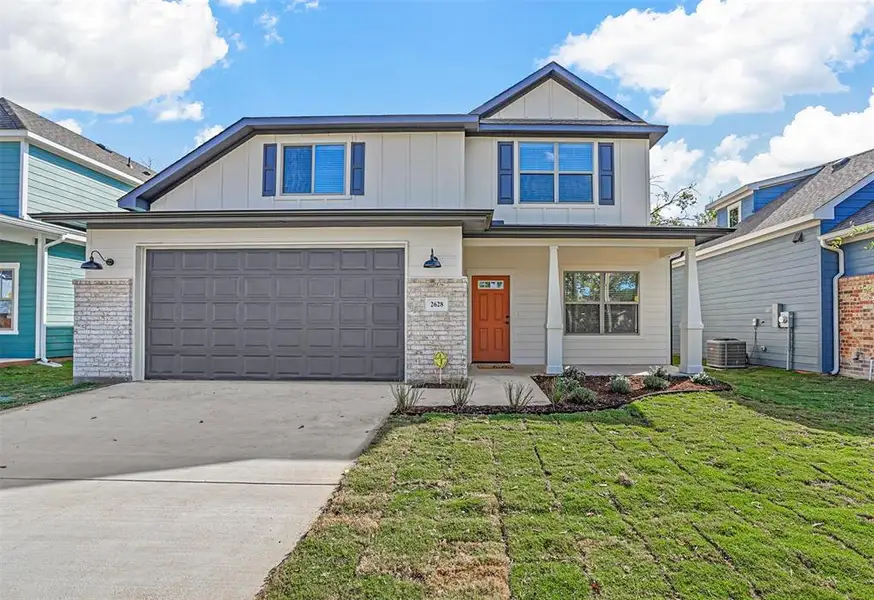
[503,381,534,409]
[546,376,578,405]
[390,382,423,411]
[562,365,587,383]
[449,378,476,408]
[610,375,633,395]
[643,374,670,391]
[565,386,598,405]
[691,371,717,386]
[648,365,671,379]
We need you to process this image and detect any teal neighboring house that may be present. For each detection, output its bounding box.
[0,98,152,360]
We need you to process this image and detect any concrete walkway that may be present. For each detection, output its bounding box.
[0,381,394,600]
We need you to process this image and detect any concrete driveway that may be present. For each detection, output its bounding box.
[0,381,394,600]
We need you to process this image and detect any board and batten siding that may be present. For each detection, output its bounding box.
[464,137,650,226]
[464,245,670,366]
[671,226,823,372]
[0,241,36,359]
[488,79,613,121]
[152,132,466,212]
[0,141,21,217]
[27,145,132,214]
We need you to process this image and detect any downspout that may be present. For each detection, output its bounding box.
[38,234,70,366]
[819,238,844,376]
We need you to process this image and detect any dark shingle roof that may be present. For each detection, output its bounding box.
[701,147,874,249]
[0,98,153,181]
[833,201,874,231]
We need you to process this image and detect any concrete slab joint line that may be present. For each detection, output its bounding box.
[73,278,133,384]
[406,277,469,381]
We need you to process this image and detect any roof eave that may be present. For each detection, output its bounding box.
[704,165,823,212]
[465,224,731,245]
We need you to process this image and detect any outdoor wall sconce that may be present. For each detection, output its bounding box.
[80,250,115,270]
[423,248,442,269]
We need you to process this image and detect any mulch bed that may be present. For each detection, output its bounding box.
[393,375,731,415]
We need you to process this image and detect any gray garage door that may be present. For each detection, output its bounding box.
[145,248,405,380]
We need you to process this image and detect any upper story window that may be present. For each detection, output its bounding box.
[728,201,741,227]
[519,142,594,203]
[282,144,346,195]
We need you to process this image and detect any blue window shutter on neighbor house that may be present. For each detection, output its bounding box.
[262,144,277,196]
[498,142,514,204]
[314,144,345,194]
[350,142,365,195]
[716,208,728,227]
[598,143,614,205]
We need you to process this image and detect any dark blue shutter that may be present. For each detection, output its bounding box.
[350,142,365,195]
[262,144,277,196]
[497,142,514,204]
[598,143,614,205]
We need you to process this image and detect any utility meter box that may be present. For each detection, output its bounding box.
[771,303,784,328]
[778,311,794,329]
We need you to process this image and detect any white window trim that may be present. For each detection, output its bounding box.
[0,262,20,335]
[728,201,742,227]
[563,270,640,336]
[278,141,351,199]
[515,140,601,205]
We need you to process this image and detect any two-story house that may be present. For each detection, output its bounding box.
[35,63,728,383]
[0,98,152,361]
[672,148,874,378]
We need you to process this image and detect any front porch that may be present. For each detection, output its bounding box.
[461,235,705,375]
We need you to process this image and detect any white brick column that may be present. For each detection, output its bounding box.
[679,246,704,374]
[406,277,469,381]
[545,245,563,374]
[73,279,133,383]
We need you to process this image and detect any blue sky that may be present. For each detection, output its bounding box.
[6,0,874,203]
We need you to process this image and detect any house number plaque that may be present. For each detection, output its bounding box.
[425,297,448,312]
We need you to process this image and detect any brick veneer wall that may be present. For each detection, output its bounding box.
[406,277,468,381]
[838,274,873,379]
[73,279,133,383]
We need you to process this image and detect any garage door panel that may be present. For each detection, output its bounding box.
[146,248,404,380]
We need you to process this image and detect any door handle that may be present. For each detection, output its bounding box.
[505,315,510,324]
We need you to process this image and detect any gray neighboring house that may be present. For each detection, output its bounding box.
[672,147,874,378]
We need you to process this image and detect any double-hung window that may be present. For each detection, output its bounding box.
[519,142,594,203]
[728,202,741,227]
[564,271,639,334]
[0,264,19,334]
[282,144,346,195]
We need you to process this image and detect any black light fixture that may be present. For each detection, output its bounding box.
[423,248,442,269]
[80,250,115,270]
[792,231,804,244]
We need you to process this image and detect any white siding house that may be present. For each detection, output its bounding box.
[35,62,727,383]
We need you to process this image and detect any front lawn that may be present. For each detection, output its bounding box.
[0,362,101,410]
[260,378,874,599]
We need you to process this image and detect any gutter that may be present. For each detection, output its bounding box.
[819,237,844,376]
[37,234,70,367]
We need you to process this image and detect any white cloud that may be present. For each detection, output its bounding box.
[650,139,704,192]
[706,89,874,189]
[257,11,283,44]
[547,0,874,124]
[194,124,224,147]
[152,98,204,122]
[713,134,757,160]
[55,118,83,135]
[109,114,134,124]
[230,32,246,51]
[219,0,256,7]
[288,0,319,11]
[0,0,228,114]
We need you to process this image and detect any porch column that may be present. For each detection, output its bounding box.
[546,245,563,374]
[679,245,704,374]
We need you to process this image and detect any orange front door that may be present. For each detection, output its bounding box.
[472,276,511,363]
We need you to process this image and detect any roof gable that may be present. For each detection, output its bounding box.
[469,62,643,122]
